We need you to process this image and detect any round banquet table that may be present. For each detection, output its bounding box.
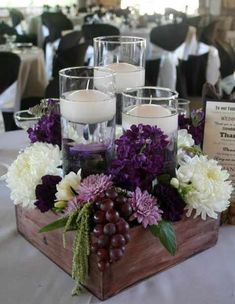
[0,46,48,112]
[0,130,235,304]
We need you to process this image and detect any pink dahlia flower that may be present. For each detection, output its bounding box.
[64,196,80,214]
[130,187,162,228]
[77,174,113,202]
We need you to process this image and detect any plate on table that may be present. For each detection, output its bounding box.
[15,43,33,49]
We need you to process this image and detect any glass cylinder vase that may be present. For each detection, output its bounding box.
[94,36,146,124]
[59,67,116,177]
[122,87,178,176]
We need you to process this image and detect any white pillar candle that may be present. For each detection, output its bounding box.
[60,90,116,124]
[122,104,178,135]
[105,63,145,92]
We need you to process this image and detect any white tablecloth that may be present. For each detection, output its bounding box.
[0,47,48,112]
[1,130,235,304]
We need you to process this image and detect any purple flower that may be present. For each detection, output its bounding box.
[109,124,169,192]
[27,113,61,147]
[129,187,162,228]
[77,174,113,202]
[64,196,81,215]
[35,175,62,213]
[178,109,205,146]
[154,183,185,221]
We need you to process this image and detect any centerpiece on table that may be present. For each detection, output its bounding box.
[5,75,233,299]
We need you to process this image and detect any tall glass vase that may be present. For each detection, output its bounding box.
[59,67,116,177]
[122,86,178,175]
[94,36,146,124]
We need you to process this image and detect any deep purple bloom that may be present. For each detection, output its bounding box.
[27,113,61,147]
[154,183,185,221]
[129,187,162,228]
[178,109,205,146]
[77,174,113,202]
[34,175,62,213]
[109,124,169,191]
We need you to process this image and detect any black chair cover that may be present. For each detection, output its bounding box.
[41,12,73,42]
[181,53,209,96]
[45,77,59,99]
[52,31,88,77]
[9,8,24,28]
[216,40,235,79]
[0,52,21,131]
[82,23,119,45]
[150,23,189,51]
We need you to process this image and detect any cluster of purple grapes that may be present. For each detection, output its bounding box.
[91,188,132,272]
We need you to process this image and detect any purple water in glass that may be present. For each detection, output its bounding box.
[62,138,114,177]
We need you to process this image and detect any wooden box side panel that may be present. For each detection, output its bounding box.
[15,205,220,300]
[89,215,220,299]
[15,206,74,275]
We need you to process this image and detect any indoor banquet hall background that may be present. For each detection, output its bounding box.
[0,0,235,304]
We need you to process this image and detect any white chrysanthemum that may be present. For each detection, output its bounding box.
[178,129,195,149]
[175,155,233,220]
[56,170,81,201]
[6,143,61,208]
[177,129,195,165]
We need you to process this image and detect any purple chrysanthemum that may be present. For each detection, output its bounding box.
[178,109,204,146]
[64,196,81,215]
[27,113,61,147]
[154,183,185,221]
[109,124,169,192]
[129,187,162,228]
[77,174,113,202]
[35,175,62,213]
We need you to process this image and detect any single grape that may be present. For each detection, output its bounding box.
[97,235,110,248]
[97,248,109,261]
[111,234,126,248]
[98,260,110,272]
[120,203,132,217]
[105,209,120,223]
[116,195,127,205]
[100,198,114,211]
[93,224,104,237]
[116,219,129,234]
[103,223,116,236]
[93,210,106,224]
[124,233,131,244]
[109,248,123,262]
[93,201,102,210]
[91,242,99,253]
[105,188,118,200]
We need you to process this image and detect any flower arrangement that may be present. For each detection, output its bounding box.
[5,100,233,296]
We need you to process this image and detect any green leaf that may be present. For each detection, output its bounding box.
[149,220,177,256]
[39,217,69,233]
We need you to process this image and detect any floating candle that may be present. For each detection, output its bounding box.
[122,104,178,135]
[60,89,116,124]
[105,63,145,92]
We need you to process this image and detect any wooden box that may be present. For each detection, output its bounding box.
[15,205,220,300]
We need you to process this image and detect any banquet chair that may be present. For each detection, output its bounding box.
[150,23,189,52]
[41,12,73,43]
[149,23,189,94]
[45,77,59,99]
[52,31,88,77]
[82,24,119,45]
[0,52,21,131]
[9,8,24,28]
[181,53,209,96]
